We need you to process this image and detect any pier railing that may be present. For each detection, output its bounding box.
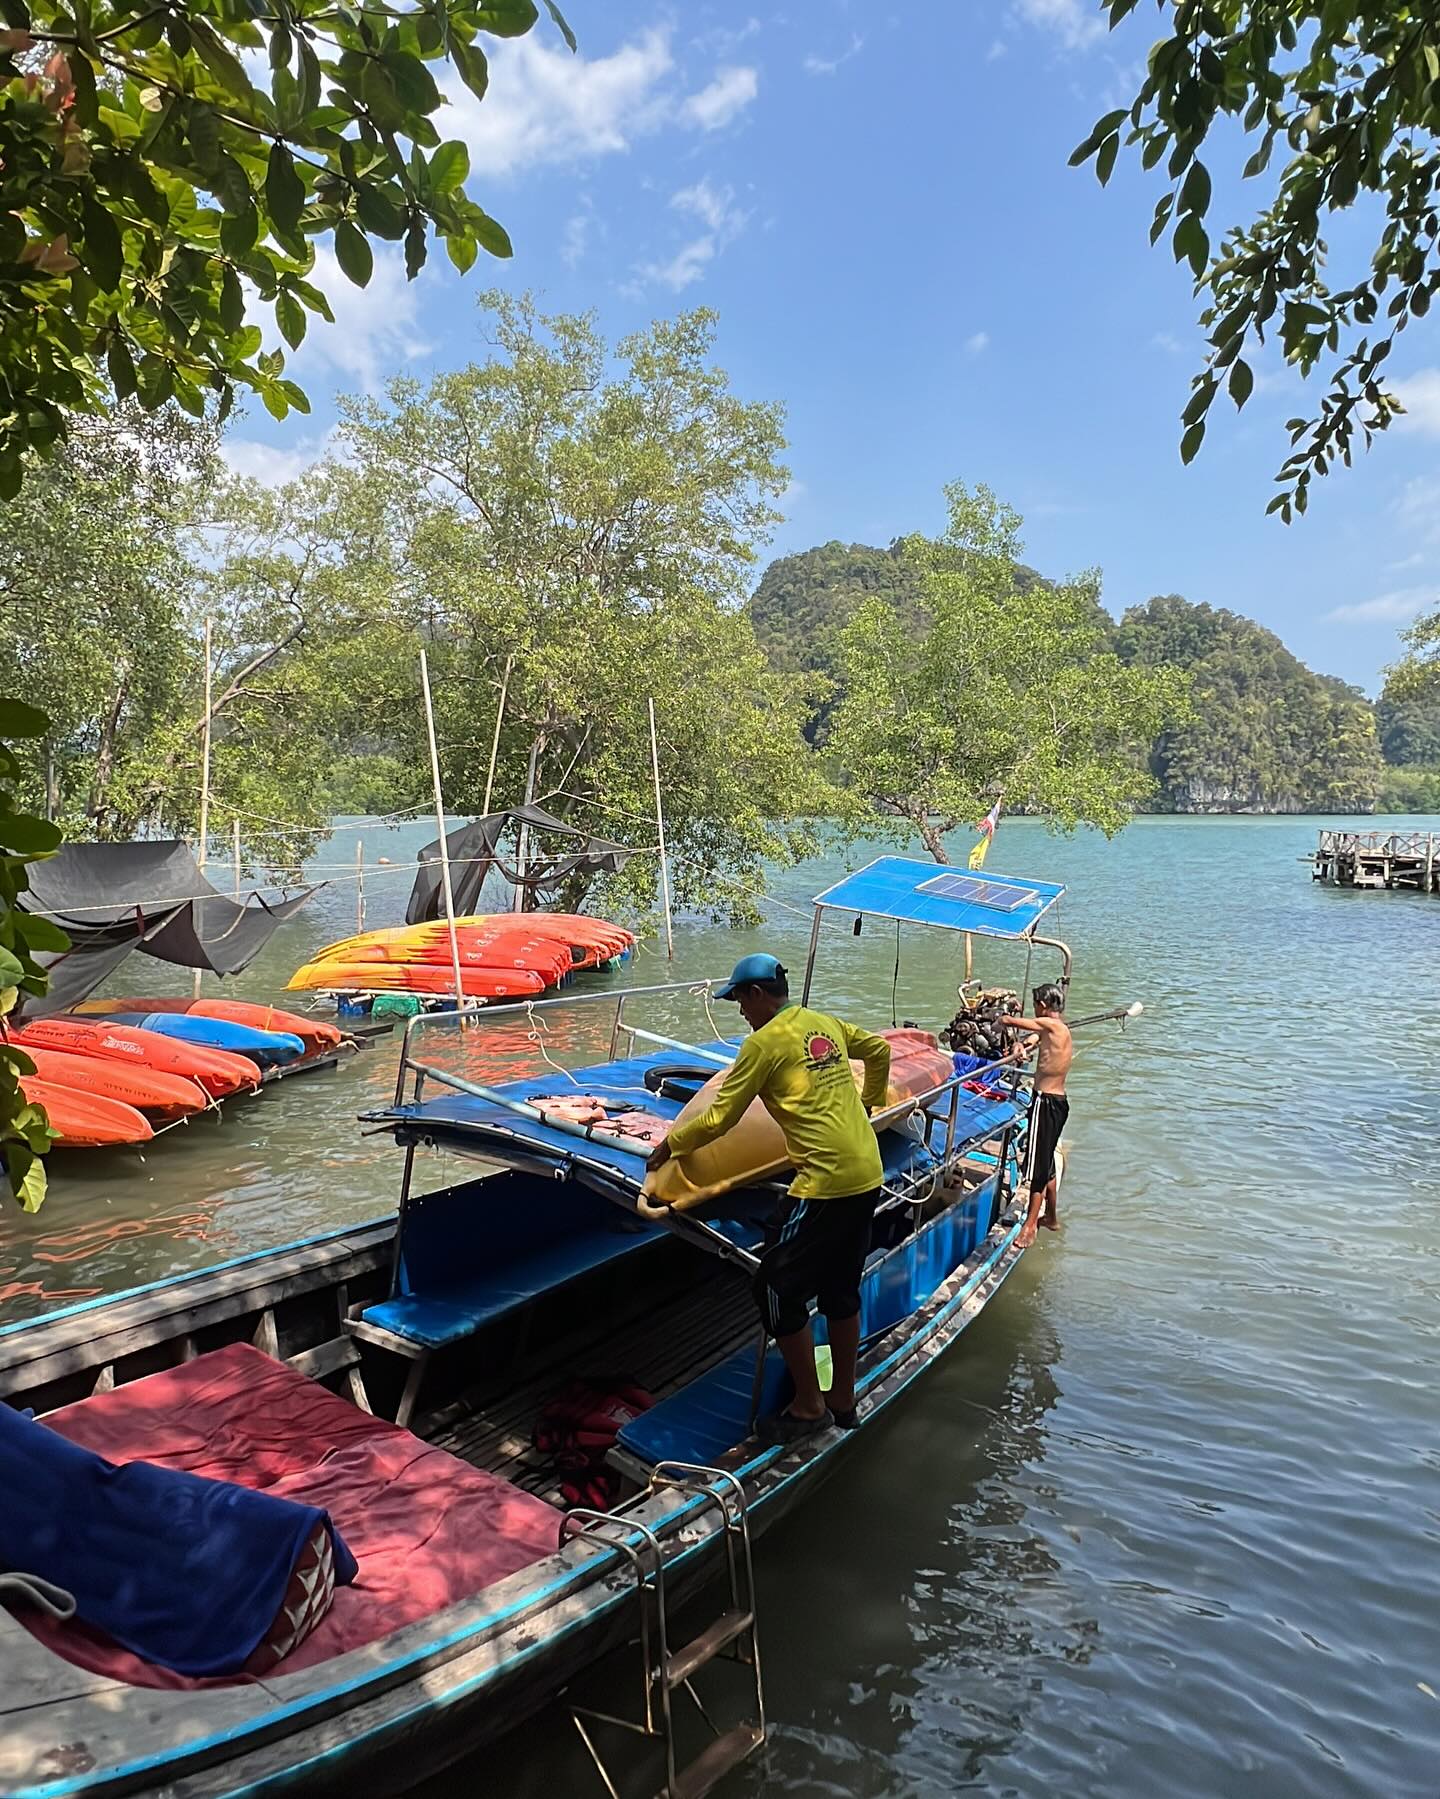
[1313,829,1439,892]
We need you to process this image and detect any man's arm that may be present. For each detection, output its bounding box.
[841,1020,892,1113]
[648,1035,770,1170]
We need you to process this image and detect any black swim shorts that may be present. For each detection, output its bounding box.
[1023,1091,1069,1192]
[753,1188,879,1340]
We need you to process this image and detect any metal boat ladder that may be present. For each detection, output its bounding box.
[561,1460,766,1799]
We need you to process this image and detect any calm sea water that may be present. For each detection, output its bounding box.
[4,815,1438,1797]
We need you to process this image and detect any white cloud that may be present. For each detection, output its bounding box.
[221,426,342,487]
[1151,331,1184,354]
[695,17,760,56]
[986,39,1009,61]
[294,245,426,392]
[1393,472,1440,543]
[778,478,806,512]
[444,29,674,178]
[634,179,750,292]
[561,211,590,267]
[441,31,757,177]
[965,331,990,355]
[1326,587,1435,624]
[1389,550,1427,572]
[683,64,758,130]
[1015,0,1105,51]
[804,34,864,76]
[1394,368,1440,436]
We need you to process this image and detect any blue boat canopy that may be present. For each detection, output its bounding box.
[811,856,1065,940]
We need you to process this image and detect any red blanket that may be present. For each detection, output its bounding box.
[19,1343,559,1689]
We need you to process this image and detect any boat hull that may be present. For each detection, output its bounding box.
[0,1189,1030,1797]
[73,999,343,1061]
[18,1076,153,1147]
[14,1018,263,1099]
[15,1046,208,1122]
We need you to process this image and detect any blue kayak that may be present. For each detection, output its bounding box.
[86,1012,307,1069]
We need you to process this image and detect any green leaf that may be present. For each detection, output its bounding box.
[136,351,173,408]
[446,230,477,273]
[361,58,407,129]
[1180,159,1212,219]
[212,150,253,213]
[542,0,576,51]
[451,34,488,98]
[298,37,322,117]
[81,191,123,292]
[383,47,441,114]
[0,812,62,853]
[429,139,470,196]
[0,698,50,739]
[266,143,307,235]
[106,333,138,401]
[189,18,256,102]
[334,218,374,286]
[187,100,220,174]
[462,202,512,258]
[1228,358,1254,408]
[275,288,307,348]
[474,2,539,38]
[355,181,407,239]
[1180,420,1205,465]
[220,203,259,258]
[1096,133,1119,187]
[405,215,427,278]
[220,263,245,333]
[16,913,68,952]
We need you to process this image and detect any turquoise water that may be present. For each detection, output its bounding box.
[4,815,1438,1795]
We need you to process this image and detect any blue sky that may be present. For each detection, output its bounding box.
[226,0,1440,695]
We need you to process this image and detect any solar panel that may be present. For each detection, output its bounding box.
[915,872,1039,913]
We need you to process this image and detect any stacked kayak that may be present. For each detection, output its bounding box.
[14,1018,262,1101]
[74,998,343,1062]
[288,914,636,1001]
[80,1012,306,1071]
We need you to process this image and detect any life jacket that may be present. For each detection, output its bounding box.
[533,1376,653,1511]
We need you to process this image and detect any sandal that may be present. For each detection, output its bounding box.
[758,1405,833,1446]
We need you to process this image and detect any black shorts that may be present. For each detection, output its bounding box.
[1024,1092,1069,1192]
[753,1188,878,1339]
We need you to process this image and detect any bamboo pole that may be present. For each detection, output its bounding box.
[418,648,467,1011]
[194,616,213,999]
[232,816,241,902]
[482,655,511,820]
[513,733,540,915]
[356,837,366,932]
[648,696,674,960]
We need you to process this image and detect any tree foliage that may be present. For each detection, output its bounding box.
[1116,593,1381,810]
[323,291,830,921]
[825,483,1190,860]
[0,0,567,495]
[1074,1,1440,515]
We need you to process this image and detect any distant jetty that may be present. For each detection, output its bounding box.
[1313,829,1440,893]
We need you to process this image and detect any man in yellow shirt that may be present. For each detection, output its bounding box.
[646,953,891,1444]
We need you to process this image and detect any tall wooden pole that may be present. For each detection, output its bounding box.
[482,655,511,820]
[418,648,467,1010]
[194,616,213,999]
[232,816,242,902]
[513,733,540,915]
[356,837,365,933]
[648,697,674,960]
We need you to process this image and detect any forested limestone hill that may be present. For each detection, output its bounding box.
[748,543,1387,814]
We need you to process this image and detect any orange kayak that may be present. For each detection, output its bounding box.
[13,1018,262,1100]
[20,1076,154,1147]
[17,1045,208,1122]
[73,997,343,1060]
[286,961,551,998]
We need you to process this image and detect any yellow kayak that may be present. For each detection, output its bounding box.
[645,1030,954,1211]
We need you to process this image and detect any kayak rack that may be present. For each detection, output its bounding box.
[560,1461,765,1799]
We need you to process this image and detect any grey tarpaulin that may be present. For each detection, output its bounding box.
[19,841,321,1016]
[406,806,636,924]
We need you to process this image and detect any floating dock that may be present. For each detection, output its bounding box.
[1312,830,1440,892]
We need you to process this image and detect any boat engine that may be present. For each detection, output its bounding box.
[941,986,1022,1065]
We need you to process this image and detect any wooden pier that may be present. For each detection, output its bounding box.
[1313,829,1440,892]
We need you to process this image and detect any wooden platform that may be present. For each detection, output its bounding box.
[1312,829,1440,892]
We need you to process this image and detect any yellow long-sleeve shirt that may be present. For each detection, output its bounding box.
[665,1003,891,1199]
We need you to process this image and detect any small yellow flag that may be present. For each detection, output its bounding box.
[967,834,990,871]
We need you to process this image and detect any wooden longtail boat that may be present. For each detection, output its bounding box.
[1,860,1070,1799]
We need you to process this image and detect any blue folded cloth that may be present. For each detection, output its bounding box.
[1,1400,356,1677]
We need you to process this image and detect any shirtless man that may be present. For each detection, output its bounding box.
[1009,982,1072,1248]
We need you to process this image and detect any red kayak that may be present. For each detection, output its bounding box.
[21,1076,153,1148]
[17,1046,208,1122]
[73,998,343,1061]
[13,1018,262,1100]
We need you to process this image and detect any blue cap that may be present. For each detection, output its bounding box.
[714,952,787,1000]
